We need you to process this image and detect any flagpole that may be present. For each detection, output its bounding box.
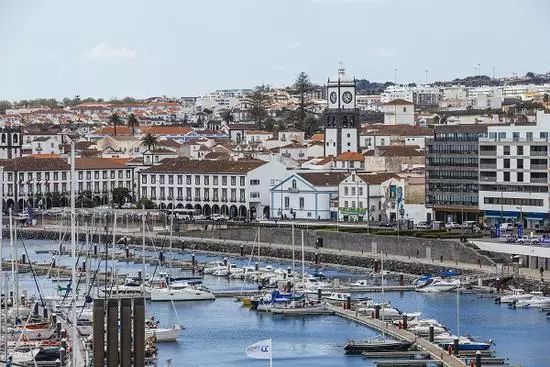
[269,338,272,367]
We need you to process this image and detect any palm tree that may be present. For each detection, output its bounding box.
[141,133,159,151]
[109,112,122,136]
[127,113,139,135]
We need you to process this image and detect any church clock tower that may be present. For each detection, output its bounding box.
[323,66,360,156]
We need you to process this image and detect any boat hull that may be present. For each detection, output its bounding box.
[344,341,413,354]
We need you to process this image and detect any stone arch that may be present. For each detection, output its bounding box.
[263,206,270,219]
[194,204,202,211]
[203,204,211,216]
[221,205,229,216]
[185,204,193,209]
[17,199,24,211]
[176,203,184,209]
[238,205,247,218]
[229,205,238,218]
[212,204,220,214]
[167,203,173,209]
[160,202,166,209]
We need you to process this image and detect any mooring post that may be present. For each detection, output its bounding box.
[120,298,132,367]
[133,297,145,367]
[107,299,119,366]
[429,324,434,342]
[475,350,482,367]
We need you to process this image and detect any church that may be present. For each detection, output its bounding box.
[323,67,360,157]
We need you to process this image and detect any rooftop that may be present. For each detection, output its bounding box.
[297,171,349,187]
[142,158,266,174]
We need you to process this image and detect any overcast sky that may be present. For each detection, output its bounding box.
[1,0,549,101]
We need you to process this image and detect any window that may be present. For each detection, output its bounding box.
[359,187,363,196]
[168,175,174,185]
[78,172,83,180]
[239,189,245,201]
[186,175,192,185]
[503,145,510,155]
[351,187,355,195]
[517,146,523,155]
[230,189,236,201]
[504,159,510,169]
[240,176,245,186]
[195,188,200,199]
[344,201,348,208]
[359,201,363,209]
[526,132,533,141]
[512,132,520,140]
[111,171,115,179]
[177,187,183,199]
[213,188,219,201]
[284,196,290,208]
[231,176,236,186]
[344,187,348,195]
[186,188,191,200]
[213,176,218,185]
[177,175,183,185]
[381,138,385,146]
[204,176,209,185]
[151,175,156,184]
[299,197,304,209]
[504,172,510,181]
[94,171,99,179]
[222,176,227,185]
[195,176,200,185]
[159,175,165,184]
[86,171,91,180]
[517,159,523,169]
[540,132,548,139]
[54,172,58,180]
[292,179,297,189]
[118,171,123,179]
[142,176,147,184]
[517,172,523,182]
[250,179,260,185]
[62,172,66,180]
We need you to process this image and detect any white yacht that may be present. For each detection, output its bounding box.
[146,324,183,342]
[150,282,215,301]
[515,291,550,308]
[499,288,533,304]
[415,277,460,293]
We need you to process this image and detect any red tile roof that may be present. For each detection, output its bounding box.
[357,172,399,184]
[75,158,130,170]
[334,151,364,161]
[94,126,132,136]
[384,99,414,106]
[140,126,193,135]
[142,158,266,174]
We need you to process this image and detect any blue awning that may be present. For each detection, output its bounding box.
[483,210,519,219]
[525,212,546,220]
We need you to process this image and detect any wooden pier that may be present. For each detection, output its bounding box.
[328,304,468,367]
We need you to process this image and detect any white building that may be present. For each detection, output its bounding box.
[270,171,349,220]
[383,99,415,125]
[337,172,404,222]
[140,158,287,219]
[479,110,550,229]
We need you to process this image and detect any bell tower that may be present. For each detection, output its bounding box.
[323,65,359,156]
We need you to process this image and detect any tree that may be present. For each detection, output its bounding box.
[127,113,139,135]
[293,72,314,128]
[263,118,275,131]
[109,112,122,136]
[136,197,155,209]
[544,93,549,110]
[141,133,159,151]
[0,100,12,114]
[51,192,62,207]
[76,190,94,208]
[221,110,234,124]
[112,187,132,207]
[243,85,271,128]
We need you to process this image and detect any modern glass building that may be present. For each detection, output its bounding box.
[425,124,489,223]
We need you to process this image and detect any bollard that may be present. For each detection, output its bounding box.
[447,344,452,355]
[120,298,132,367]
[429,324,434,342]
[475,351,481,367]
[125,247,130,258]
[93,298,105,367]
[374,305,380,319]
[255,262,259,272]
[192,254,196,267]
[240,245,244,257]
[94,243,98,255]
[314,252,319,264]
[55,359,61,367]
[346,295,351,310]
[43,307,49,319]
[399,273,404,286]
[52,313,57,325]
[317,288,322,301]
[60,329,67,339]
[134,298,145,367]
[21,253,26,264]
[402,314,408,329]
[287,267,292,275]
[56,321,62,339]
[60,337,67,350]
[223,257,228,266]
[59,347,66,366]
[107,299,119,366]
[453,338,459,355]
[33,303,39,317]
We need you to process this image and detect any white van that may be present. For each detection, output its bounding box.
[499,223,514,231]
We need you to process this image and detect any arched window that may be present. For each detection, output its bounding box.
[291,179,297,189]
[1,134,5,144]
[12,134,18,144]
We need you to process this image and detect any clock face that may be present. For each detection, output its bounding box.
[342,91,353,104]
[329,92,337,104]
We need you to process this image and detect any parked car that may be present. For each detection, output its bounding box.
[193,214,208,220]
[499,223,514,231]
[500,234,517,243]
[211,214,229,222]
[378,221,395,227]
[518,235,539,245]
[445,222,461,229]
[416,221,430,229]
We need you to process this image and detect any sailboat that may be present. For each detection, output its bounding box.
[344,251,413,354]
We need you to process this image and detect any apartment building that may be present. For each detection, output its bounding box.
[75,158,135,204]
[140,158,287,219]
[425,124,489,223]
[479,111,550,228]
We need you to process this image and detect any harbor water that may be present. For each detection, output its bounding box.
[10,239,550,366]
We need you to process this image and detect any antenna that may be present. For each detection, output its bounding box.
[394,69,397,84]
[425,69,428,84]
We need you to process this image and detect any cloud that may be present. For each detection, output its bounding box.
[82,43,136,60]
[288,41,301,50]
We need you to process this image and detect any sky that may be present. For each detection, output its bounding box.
[1,0,549,101]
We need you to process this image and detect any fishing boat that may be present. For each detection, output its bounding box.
[146,324,183,342]
[415,277,460,293]
[150,282,215,302]
[515,291,550,308]
[350,279,369,287]
[498,288,533,304]
[344,336,413,354]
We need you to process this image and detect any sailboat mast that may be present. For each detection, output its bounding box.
[0,167,3,360]
[457,287,460,337]
[111,212,117,289]
[301,230,305,283]
[70,140,78,366]
[291,224,295,274]
[9,208,16,313]
[381,251,385,338]
[142,212,146,302]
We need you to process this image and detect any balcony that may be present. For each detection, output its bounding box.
[185,197,192,201]
[213,197,219,202]
[239,198,246,203]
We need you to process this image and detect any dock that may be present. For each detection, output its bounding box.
[374,360,442,367]
[328,304,468,367]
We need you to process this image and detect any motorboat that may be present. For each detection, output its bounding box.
[434,332,460,344]
[515,292,550,308]
[358,306,402,320]
[146,324,183,342]
[8,349,41,364]
[350,279,369,287]
[344,335,413,354]
[439,336,492,351]
[498,288,533,304]
[150,282,215,302]
[271,300,333,315]
[295,276,332,295]
[415,277,460,293]
[212,263,239,277]
[408,323,446,336]
[371,270,391,279]
[324,292,352,303]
